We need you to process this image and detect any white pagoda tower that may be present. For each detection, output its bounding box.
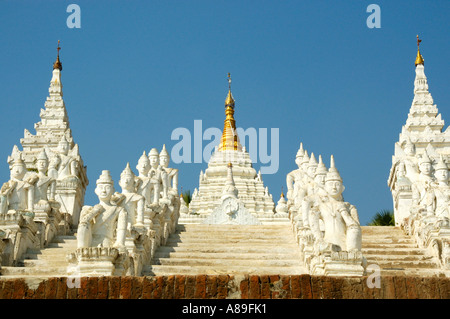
[186,74,276,221]
[9,42,88,226]
[388,36,450,226]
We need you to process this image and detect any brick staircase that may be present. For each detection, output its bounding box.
[145,223,308,276]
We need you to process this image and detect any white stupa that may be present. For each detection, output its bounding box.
[388,35,450,225]
[186,74,275,221]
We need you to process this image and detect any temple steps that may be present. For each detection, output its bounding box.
[360,226,445,277]
[154,258,302,267]
[146,265,306,276]
[0,234,77,280]
[146,223,308,276]
[154,251,302,259]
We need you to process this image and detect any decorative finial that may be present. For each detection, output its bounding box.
[415,35,424,66]
[225,73,235,107]
[53,40,62,71]
[219,73,242,152]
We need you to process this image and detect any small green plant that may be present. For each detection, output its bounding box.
[181,190,192,207]
[367,209,395,226]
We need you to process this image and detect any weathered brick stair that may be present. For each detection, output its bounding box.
[361,226,446,277]
[145,223,308,276]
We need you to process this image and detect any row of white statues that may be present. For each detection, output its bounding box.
[390,140,450,269]
[286,143,365,276]
[77,145,178,249]
[0,141,180,275]
[393,141,450,221]
[70,145,180,275]
[2,134,81,216]
[0,148,65,266]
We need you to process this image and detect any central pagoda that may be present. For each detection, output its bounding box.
[186,74,276,221]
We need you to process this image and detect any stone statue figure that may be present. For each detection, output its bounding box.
[431,156,450,219]
[76,170,127,251]
[147,148,167,204]
[395,162,411,189]
[293,151,311,206]
[31,149,57,212]
[286,143,304,204]
[159,144,178,196]
[54,135,79,180]
[411,151,435,216]
[401,138,419,182]
[306,153,318,179]
[300,155,328,230]
[47,154,61,180]
[306,157,362,252]
[119,163,145,230]
[135,151,152,205]
[0,155,35,214]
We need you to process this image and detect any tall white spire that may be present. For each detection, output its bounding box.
[400,35,446,145]
[11,41,88,226]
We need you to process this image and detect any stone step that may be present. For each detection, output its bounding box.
[23,260,69,269]
[362,243,418,249]
[165,238,297,246]
[364,259,438,269]
[360,226,404,234]
[23,254,69,263]
[362,248,427,255]
[51,236,77,243]
[378,269,449,277]
[154,251,302,260]
[169,232,293,240]
[0,275,70,282]
[146,265,307,276]
[175,225,293,230]
[0,266,69,276]
[363,254,434,262]
[153,257,302,268]
[161,245,301,254]
[24,250,73,259]
[42,241,76,248]
[156,245,298,254]
[361,237,416,244]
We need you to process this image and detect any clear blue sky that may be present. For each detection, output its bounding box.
[1,1,449,225]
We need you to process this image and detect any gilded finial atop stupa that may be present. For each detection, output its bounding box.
[225,73,235,107]
[415,35,424,66]
[218,73,242,152]
[53,40,62,71]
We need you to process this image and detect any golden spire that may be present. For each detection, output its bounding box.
[415,35,424,66]
[218,73,242,152]
[225,73,235,107]
[53,40,63,71]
